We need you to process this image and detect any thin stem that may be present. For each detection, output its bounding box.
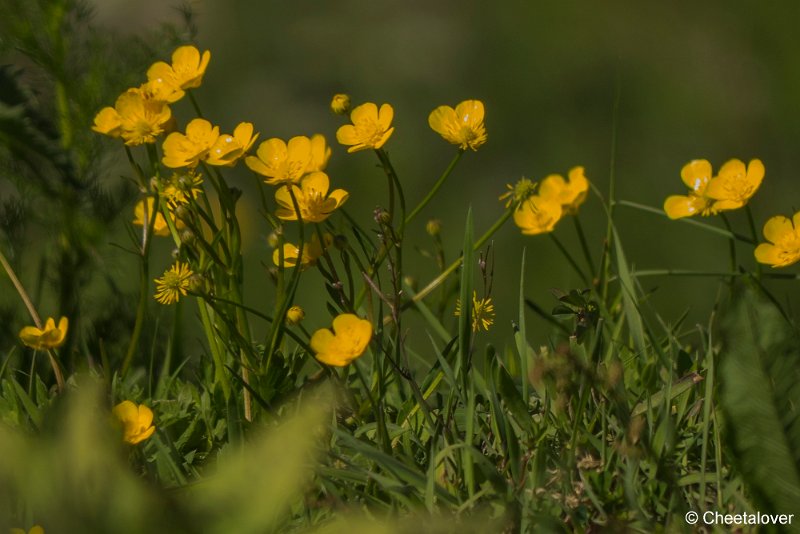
[572,215,596,278]
[719,214,737,275]
[405,150,463,225]
[188,90,204,118]
[745,205,762,277]
[549,233,589,286]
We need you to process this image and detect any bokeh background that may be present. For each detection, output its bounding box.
[7,0,800,351]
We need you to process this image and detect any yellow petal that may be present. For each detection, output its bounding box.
[328,189,349,208]
[137,404,154,429]
[336,124,359,146]
[664,195,704,219]
[113,400,139,424]
[302,171,330,196]
[754,243,781,266]
[718,158,746,180]
[538,174,566,201]
[746,158,765,190]
[454,99,484,125]
[351,102,378,124]
[680,159,712,192]
[310,327,336,354]
[428,105,457,135]
[374,127,395,150]
[762,215,792,244]
[378,104,394,129]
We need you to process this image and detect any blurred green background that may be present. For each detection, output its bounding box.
[6,0,800,351]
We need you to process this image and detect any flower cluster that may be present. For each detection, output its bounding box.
[92,45,210,145]
[664,158,764,219]
[510,167,589,235]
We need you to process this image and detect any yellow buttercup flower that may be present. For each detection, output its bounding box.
[336,102,395,153]
[705,158,764,212]
[92,89,171,146]
[308,134,332,172]
[330,93,351,115]
[112,401,156,445]
[19,317,68,350]
[147,45,211,92]
[663,159,716,219]
[154,261,194,304]
[310,313,373,367]
[272,233,332,270]
[286,305,305,325]
[538,166,589,214]
[754,212,800,268]
[10,525,45,534]
[274,172,348,223]
[428,99,487,151]
[137,78,183,104]
[455,291,495,332]
[162,118,221,168]
[513,195,563,235]
[206,122,259,166]
[499,177,537,208]
[246,136,313,185]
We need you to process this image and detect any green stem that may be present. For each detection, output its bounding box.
[572,215,596,278]
[719,214,737,274]
[549,232,590,286]
[188,90,204,118]
[404,207,513,308]
[405,150,463,225]
[745,205,762,277]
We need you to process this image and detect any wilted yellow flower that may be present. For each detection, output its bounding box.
[663,159,716,219]
[499,177,537,208]
[310,313,373,366]
[513,195,563,235]
[455,291,495,332]
[246,136,313,185]
[286,305,305,325]
[336,102,394,153]
[272,233,332,270]
[162,118,220,168]
[428,99,487,151]
[206,122,259,166]
[92,89,171,146]
[754,211,800,268]
[19,317,68,350]
[10,525,45,534]
[154,261,194,304]
[112,401,156,445]
[274,172,348,223]
[706,158,764,212]
[160,171,204,207]
[308,134,332,172]
[330,93,351,115]
[539,166,589,214]
[147,45,211,93]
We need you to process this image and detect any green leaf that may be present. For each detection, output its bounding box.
[719,291,800,523]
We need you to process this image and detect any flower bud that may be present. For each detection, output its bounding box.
[426,219,442,236]
[330,93,351,115]
[286,305,305,325]
[267,231,280,248]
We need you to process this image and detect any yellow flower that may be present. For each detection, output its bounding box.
[112,401,156,445]
[206,122,259,166]
[286,305,305,325]
[663,159,716,219]
[538,166,589,214]
[455,291,495,332]
[272,232,332,270]
[154,262,194,304]
[92,89,171,146]
[705,158,764,212]
[137,78,183,104]
[160,170,204,207]
[10,526,45,534]
[146,45,211,92]
[330,93,351,115]
[133,198,182,236]
[754,212,800,268]
[308,134,332,172]
[274,172,348,223]
[336,102,395,153]
[162,118,220,168]
[513,195,563,235]
[499,177,537,208]
[428,99,487,151]
[19,317,68,350]
[246,136,313,185]
[310,313,373,366]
